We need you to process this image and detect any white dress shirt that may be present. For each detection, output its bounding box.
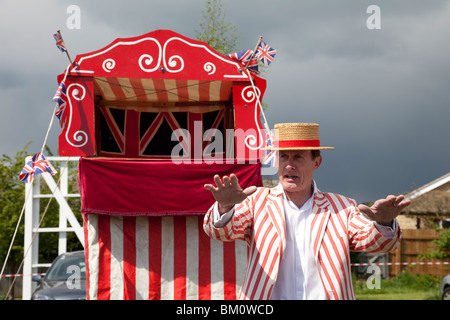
[271,182,326,299]
[213,182,397,300]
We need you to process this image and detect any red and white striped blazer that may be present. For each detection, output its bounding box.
[203,185,401,300]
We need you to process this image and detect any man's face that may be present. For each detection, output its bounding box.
[278,150,322,194]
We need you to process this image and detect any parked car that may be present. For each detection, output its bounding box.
[441,274,450,300]
[31,250,86,300]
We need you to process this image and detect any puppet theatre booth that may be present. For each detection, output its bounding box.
[57,30,268,299]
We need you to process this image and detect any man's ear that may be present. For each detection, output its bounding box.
[313,155,322,170]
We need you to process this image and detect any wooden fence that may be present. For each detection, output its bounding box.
[389,229,450,277]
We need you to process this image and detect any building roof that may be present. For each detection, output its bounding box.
[405,172,450,200]
[402,172,450,216]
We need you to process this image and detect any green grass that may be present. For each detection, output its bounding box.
[353,271,442,300]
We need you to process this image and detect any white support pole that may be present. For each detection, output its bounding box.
[58,161,69,255]
[23,174,40,300]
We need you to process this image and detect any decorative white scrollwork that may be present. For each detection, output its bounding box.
[241,85,261,103]
[102,58,116,72]
[204,62,216,75]
[165,55,184,73]
[71,86,86,101]
[75,35,247,78]
[139,54,159,72]
[245,135,259,149]
[68,83,86,102]
[70,131,89,147]
[241,85,264,150]
[65,83,88,147]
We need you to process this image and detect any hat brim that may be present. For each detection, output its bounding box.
[261,146,335,151]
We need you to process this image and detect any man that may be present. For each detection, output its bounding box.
[203,123,410,300]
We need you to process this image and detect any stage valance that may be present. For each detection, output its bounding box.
[79,158,262,216]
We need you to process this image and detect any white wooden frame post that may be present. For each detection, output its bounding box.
[22,157,83,300]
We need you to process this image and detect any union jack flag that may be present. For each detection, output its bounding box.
[262,129,278,168]
[19,153,56,183]
[255,40,277,67]
[227,50,258,72]
[53,32,67,53]
[53,81,67,128]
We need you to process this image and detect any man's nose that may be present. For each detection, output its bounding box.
[286,159,296,169]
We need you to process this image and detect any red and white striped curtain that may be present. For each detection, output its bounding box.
[83,214,248,300]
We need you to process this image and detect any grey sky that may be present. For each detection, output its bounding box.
[1,0,449,202]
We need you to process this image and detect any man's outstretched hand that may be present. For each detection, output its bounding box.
[358,195,411,226]
[204,173,257,215]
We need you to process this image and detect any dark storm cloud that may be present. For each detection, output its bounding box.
[0,0,449,202]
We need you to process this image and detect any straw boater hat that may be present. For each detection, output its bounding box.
[264,123,334,150]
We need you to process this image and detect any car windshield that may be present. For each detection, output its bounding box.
[45,254,86,281]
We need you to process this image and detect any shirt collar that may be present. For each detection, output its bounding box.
[276,180,318,207]
[274,180,318,195]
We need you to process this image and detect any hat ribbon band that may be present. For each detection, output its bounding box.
[274,139,321,148]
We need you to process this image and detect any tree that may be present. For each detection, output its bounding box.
[0,144,30,274]
[195,0,239,54]
[420,225,450,260]
[195,0,271,122]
